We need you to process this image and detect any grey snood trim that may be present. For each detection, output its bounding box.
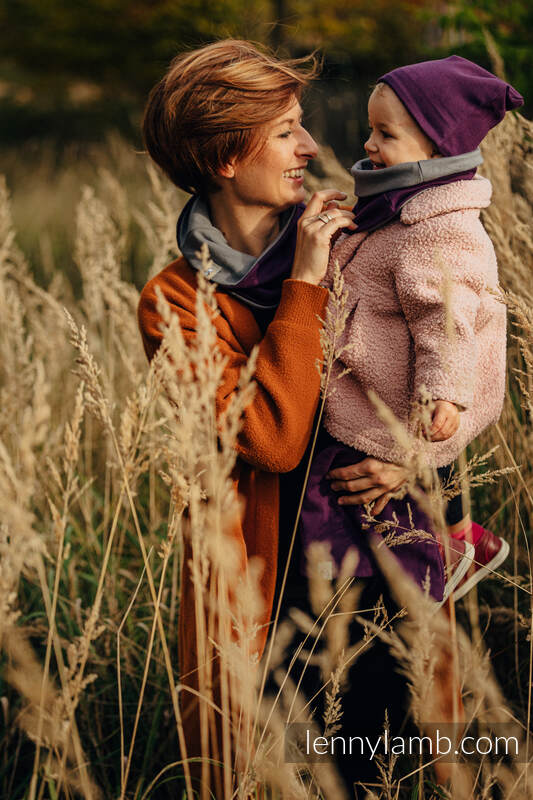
[351,149,483,197]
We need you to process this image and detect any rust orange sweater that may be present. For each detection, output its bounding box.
[137,257,328,780]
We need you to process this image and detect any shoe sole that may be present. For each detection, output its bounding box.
[452,537,510,601]
[441,540,475,603]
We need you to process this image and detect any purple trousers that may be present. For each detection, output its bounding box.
[299,428,445,602]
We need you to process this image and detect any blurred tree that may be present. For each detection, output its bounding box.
[1,0,528,145]
[290,0,434,74]
[0,0,272,97]
[0,0,440,97]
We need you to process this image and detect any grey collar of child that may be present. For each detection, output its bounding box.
[351,149,483,197]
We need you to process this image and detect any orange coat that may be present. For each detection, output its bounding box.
[137,257,328,785]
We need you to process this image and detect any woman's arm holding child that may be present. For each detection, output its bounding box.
[327,399,460,512]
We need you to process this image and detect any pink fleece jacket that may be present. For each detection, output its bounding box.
[322,176,506,467]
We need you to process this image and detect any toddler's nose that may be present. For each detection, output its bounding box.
[364,134,377,154]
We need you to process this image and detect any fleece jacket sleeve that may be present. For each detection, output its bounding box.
[393,213,487,410]
[137,263,328,473]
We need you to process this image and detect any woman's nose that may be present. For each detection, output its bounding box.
[297,127,319,160]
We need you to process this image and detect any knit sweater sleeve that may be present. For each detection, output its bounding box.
[393,213,489,409]
[138,263,328,473]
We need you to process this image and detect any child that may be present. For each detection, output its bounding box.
[300,56,523,602]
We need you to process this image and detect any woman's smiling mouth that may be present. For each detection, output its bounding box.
[283,167,305,180]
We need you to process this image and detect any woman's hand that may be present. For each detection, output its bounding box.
[326,457,408,516]
[290,189,356,285]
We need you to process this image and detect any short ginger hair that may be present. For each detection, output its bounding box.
[142,39,319,194]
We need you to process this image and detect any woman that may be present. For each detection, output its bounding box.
[138,39,410,795]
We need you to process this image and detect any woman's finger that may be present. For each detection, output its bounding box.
[320,216,356,234]
[371,492,393,516]
[327,458,407,493]
[330,476,376,493]
[319,209,355,224]
[300,209,354,227]
[337,486,387,506]
[326,463,366,481]
[302,189,348,219]
[302,216,356,238]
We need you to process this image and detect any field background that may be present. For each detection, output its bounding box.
[1,1,533,798]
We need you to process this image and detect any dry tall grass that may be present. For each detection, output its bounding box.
[0,110,532,799]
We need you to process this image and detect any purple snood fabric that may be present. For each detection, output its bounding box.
[177,196,305,332]
[352,167,477,233]
[231,204,304,313]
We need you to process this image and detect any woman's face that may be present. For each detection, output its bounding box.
[223,97,318,212]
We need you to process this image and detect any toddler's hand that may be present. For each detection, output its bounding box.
[429,400,459,441]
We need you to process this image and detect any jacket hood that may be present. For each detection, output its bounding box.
[400,175,492,225]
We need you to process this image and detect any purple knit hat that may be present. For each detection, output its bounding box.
[378,55,523,156]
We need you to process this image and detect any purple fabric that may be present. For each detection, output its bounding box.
[299,429,445,602]
[379,55,523,157]
[352,168,476,232]
[233,204,304,300]
[177,198,305,332]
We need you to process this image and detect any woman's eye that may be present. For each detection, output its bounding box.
[279,130,292,138]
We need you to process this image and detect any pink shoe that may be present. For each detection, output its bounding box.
[452,526,510,601]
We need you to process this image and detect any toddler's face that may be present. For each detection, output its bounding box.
[364,84,437,169]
